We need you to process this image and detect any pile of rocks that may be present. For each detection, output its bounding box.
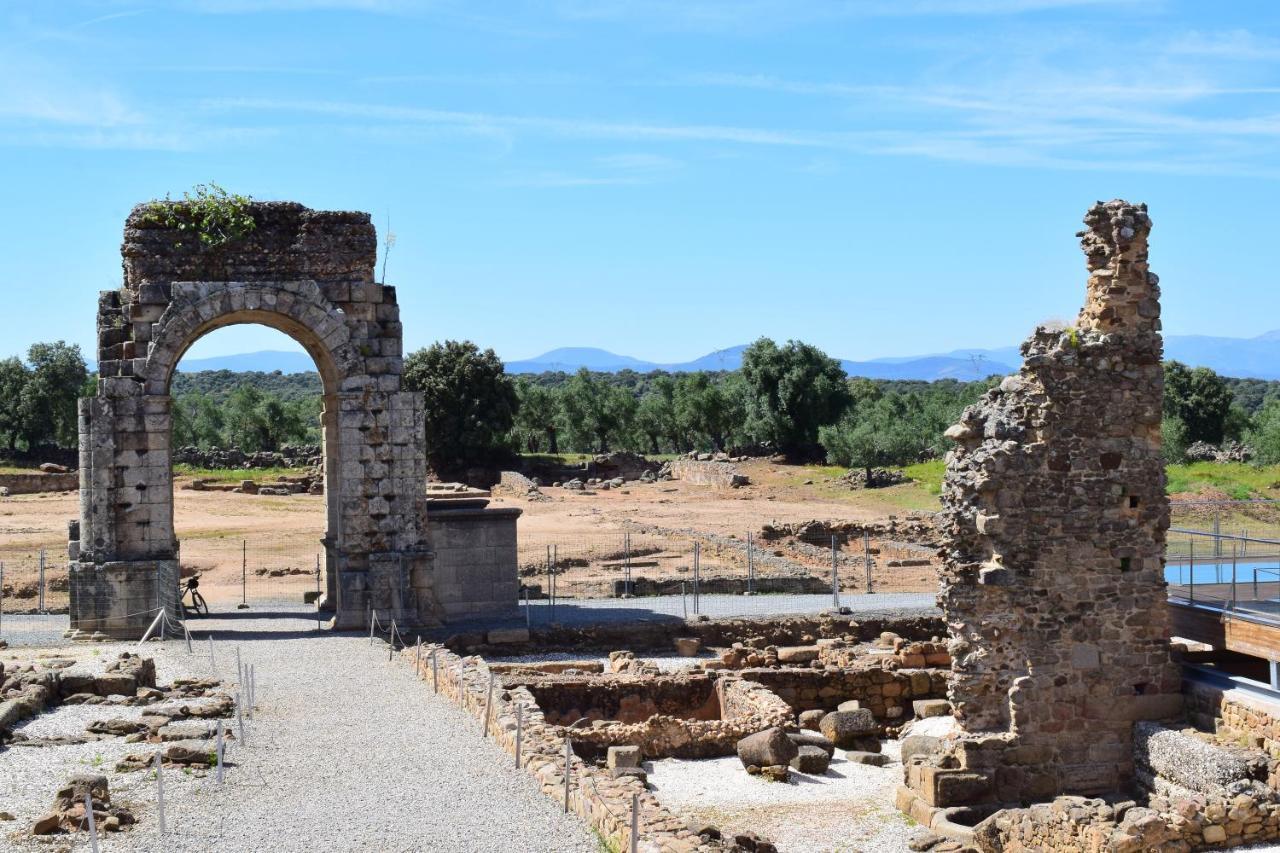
[1,653,157,743]
[757,516,939,547]
[30,775,135,836]
[838,468,909,489]
[173,443,321,469]
[1185,440,1254,464]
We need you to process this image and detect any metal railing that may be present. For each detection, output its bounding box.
[1167,528,1280,622]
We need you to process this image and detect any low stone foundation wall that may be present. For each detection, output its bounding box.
[512,672,793,760]
[0,472,78,495]
[1185,679,1280,786]
[401,644,738,851]
[447,613,946,656]
[738,665,947,722]
[667,460,748,489]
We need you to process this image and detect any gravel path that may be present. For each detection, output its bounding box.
[2,610,600,853]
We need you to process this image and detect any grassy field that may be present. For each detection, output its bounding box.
[895,459,1280,501]
[172,464,312,483]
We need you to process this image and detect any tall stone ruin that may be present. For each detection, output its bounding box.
[903,200,1182,815]
[69,202,440,636]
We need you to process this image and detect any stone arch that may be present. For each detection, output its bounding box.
[141,282,357,397]
[69,202,441,637]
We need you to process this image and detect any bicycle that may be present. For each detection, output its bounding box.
[181,575,210,617]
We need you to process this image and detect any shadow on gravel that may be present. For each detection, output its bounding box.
[184,608,338,641]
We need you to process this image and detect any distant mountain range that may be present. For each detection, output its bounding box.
[174,330,1280,381]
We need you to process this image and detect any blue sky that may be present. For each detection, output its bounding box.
[3,0,1280,367]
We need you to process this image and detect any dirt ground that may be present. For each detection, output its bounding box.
[0,460,941,610]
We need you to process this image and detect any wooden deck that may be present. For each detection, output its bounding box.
[1170,597,1280,661]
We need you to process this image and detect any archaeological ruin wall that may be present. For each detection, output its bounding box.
[903,200,1183,815]
[69,202,448,636]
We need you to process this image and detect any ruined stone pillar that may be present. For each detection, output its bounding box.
[903,201,1182,817]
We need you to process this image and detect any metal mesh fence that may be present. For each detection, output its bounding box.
[515,527,939,621]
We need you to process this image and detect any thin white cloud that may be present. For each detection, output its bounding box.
[1167,29,1280,61]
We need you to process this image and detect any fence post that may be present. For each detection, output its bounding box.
[693,542,701,615]
[0,561,4,636]
[630,791,640,853]
[38,548,45,614]
[1189,539,1196,604]
[624,532,632,597]
[545,545,552,623]
[524,587,531,629]
[1214,510,1222,558]
[1232,543,1239,606]
[389,620,397,661]
[431,648,439,693]
[831,534,839,609]
[155,751,166,838]
[84,791,99,853]
[215,719,225,784]
[746,532,755,595]
[551,545,558,622]
[241,539,248,609]
[863,533,873,595]
[563,737,572,813]
[237,693,247,747]
[483,671,495,736]
[515,704,524,768]
[681,581,688,620]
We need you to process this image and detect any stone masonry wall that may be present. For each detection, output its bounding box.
[906,201,1182,811]
[0,473,79,495]
[427,502,521,621]
[73,201,436,636]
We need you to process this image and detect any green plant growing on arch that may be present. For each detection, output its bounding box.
[141,182,256,250]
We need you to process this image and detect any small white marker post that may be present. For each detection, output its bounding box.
[236,692,247,747]
[514,704,523,768]
[207,634,216,672]
[84,790,100,853]
[215,719,225,784]
[182,617,193,655]
[482,671,495,737]
[415,636,421,671]
[155,751,166,839]
[630,792,639,853]
[236,646,243,688]
[563,738,572,813]
[431,649,439,694]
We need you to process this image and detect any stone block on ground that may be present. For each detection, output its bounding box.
[608,745,641,770]
[845,750,891,767]
[913,699,950,719]
[787,731,835,757]
[819,708,878,749]
[737,727,798,769]
[674,637,701,657]
[798,709,825,731]
[790,745,832,774]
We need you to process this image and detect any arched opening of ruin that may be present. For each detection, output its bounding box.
[167,323,332,614]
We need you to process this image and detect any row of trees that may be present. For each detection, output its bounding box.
[0,342,89,454]
[171,386,320,452]
[9,337,1280,478]
[403,338,996,479]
